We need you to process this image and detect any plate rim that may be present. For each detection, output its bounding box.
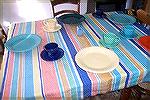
[75,47,119,73]
[5,34,42,52]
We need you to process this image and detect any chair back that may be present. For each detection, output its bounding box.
[51,0,80,17]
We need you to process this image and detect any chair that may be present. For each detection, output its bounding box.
[136,9,150,25]
[0,24,7,55]
[51,0,80,17]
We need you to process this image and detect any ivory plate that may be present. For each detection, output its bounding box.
[75,47,119,73]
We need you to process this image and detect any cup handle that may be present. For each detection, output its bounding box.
[43,21,48,26]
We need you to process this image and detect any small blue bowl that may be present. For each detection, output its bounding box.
[44,43,59,56]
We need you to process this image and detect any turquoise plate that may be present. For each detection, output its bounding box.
[58,13,85,24]
[99,39,120,48]
[5,34,42,52]
[109,13,136,25]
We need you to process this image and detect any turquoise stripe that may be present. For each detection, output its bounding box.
[54,32,78,99]
[10,53,20,97]
[56,32,81,98]
[111,69,121,90]
[10,22,23,97]
[80,23,99,46]
[121,40,148,69]
[18,23,23,34]
[24,23,34,98]
[26,22,32,34]
[113,48,140,86]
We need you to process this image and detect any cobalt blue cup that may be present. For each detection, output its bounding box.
[96,8,104,17]
[44,43,59,56]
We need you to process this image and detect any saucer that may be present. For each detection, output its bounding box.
[119,31,138,39]
[40,48,64,61]
[99,39,120,48]
[43,24,62,32]
[92,13,106,18]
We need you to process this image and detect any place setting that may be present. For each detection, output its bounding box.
[108,13,136,25]
[40,42,64,61]
[99,32,120,48]
[75,46,119,73]
[119,25,138,39]
[92,8,106,18]
[43,18,62,32]
[138,36,150,51]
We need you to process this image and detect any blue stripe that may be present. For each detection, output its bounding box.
[37,48,45,99]
[54,32,80,98]
[119,63,130,87]
[10,53,20,97]
[121,40,148,69]
[133,23,150,35]
[129,39,150,57]
[18,23,23,34]
[26,22,32,34]
[58,21,92,97]
[112,69,121,90]
[0,24,16,99]
[113,48,140,87]
[24,23,34,98]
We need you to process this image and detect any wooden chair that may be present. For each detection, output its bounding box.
[51,0,80,17]
[0,24,7,55]
[136,9,150,25]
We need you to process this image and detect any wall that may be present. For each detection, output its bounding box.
[1,0,87,26]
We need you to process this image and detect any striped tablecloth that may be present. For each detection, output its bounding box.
[0,12,150,99]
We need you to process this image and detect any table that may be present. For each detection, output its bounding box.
[0,12,150,99]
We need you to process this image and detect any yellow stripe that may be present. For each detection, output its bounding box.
[32,22,42,97]
[82,22,100,44]
[97,73,113,93]
[88,15,108,33]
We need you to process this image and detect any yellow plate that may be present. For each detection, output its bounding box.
[75,47,119,73]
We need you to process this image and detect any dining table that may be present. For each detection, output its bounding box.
[0,12,150,99]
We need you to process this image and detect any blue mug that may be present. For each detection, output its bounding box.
[44,43,59,56]
[123,25,135,36]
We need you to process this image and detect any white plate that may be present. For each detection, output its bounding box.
[43,24,61,32]
[75,47,119,73]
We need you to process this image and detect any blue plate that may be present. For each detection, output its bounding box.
[119,31,138,39]
[58,13,85,24]
[99,39,120,48]
[109,13,136,25]
[40,48,64,61]
[5,34,41,52]
[92,13,106,18]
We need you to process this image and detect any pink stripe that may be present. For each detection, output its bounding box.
[36,21,62,99]
[14,23,19,36]
[2,53,15,98]
[2,23,19,98]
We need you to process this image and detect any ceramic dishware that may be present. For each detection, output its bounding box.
[43,19,57,29]
[44,43,59,56]
[103,33,120,45]
[123,25,135,36]
[43,19,62,32]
